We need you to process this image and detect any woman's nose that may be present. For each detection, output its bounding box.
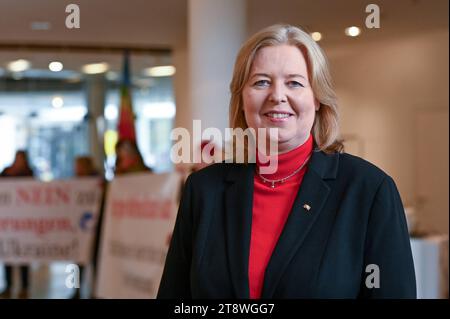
[268,83,287,104]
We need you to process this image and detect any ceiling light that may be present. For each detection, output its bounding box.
[7,59,31,72]
[311,32,322,42]
[345,26,361,37]
[143,65,176,77]
[49,61,63,72]
[82,62,109,74]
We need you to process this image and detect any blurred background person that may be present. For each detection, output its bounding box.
[0,150,33,177]
[114,139,153,175]
[0,150,33,299]
[74,156,98,177]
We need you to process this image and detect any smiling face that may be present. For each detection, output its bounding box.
[242,44,319,153]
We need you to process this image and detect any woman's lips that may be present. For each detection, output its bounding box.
[264,112,293,123]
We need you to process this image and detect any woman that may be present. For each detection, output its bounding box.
[0,151,34,299]
[74,156,98,177]
[157,24,416,299]
[114,139,152,175]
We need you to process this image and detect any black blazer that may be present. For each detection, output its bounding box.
[158,151,416,299]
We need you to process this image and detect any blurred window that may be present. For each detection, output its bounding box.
[0,50,175,180]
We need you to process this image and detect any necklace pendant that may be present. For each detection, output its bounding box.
[271,181,275,188]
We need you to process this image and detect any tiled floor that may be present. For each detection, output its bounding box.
[0,262,93,299]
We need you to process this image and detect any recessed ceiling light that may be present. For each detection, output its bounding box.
[52,96,64,108]
[143,65,176,77]
[345,26,361,37]
[7,59,31,72]
[82,62,109,74]
[49,61,63,72]
[311,32,322,42]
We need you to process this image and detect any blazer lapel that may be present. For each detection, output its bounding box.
[261,151,339,298]
[224,163,255,298]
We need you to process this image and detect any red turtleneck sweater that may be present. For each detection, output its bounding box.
[249,134,313,299]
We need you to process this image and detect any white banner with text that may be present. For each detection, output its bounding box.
[95,172,181,299]
[0,177,103,264]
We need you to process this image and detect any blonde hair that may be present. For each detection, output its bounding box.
[229,24,343,156]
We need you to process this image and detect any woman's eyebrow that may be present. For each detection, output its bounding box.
[250,73,307,79]
[287,74,307,79]
[250,73,271,79]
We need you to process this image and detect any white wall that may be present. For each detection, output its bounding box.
[325,29,449,234]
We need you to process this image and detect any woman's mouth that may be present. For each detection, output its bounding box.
[264,112,293,122]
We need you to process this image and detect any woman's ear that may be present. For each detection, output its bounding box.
[315,99,321,111]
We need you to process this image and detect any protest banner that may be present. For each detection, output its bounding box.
[0,177,102,264]
[95,172,181,298]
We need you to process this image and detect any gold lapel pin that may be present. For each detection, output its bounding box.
[303,204,311,212]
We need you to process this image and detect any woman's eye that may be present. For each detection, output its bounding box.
[253,80,270,87]
[288,81,304,88]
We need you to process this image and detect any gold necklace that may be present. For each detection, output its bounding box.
[257,154,311,189]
